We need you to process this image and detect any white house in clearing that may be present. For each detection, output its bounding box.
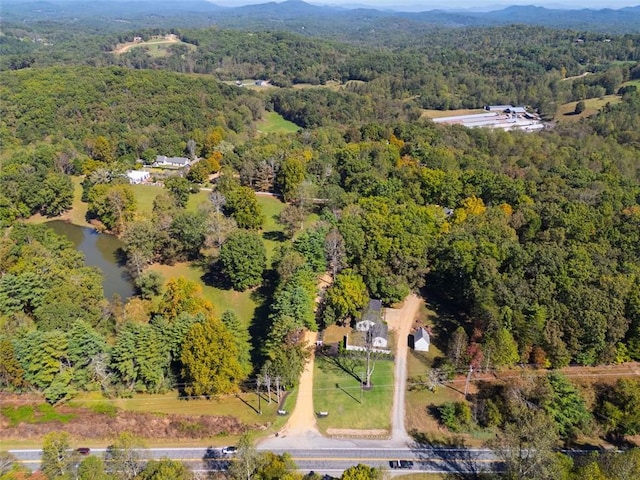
[126,170,150,184]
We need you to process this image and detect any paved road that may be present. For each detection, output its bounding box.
[9,446,502,475]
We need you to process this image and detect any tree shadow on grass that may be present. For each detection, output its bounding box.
[200,259,233,290]
[247,268,279,367]
[318,351,363,384]
[263,230,287,242]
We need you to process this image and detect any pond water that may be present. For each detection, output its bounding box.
[45,220,135,300]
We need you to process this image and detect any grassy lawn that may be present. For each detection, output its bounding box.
[554,94,621,122]
[404,297,492,446]
[132,184,163,215]
[313,355,394,433]
[185,190,287,263]
[620,79,640,88]
[149,261,257,328]
[257,111,300,134]
[73,390,289,426]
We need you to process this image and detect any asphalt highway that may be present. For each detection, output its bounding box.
[9,446,502,475]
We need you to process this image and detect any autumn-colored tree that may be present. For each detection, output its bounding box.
[91,135,114,163]
[181,316,245,396]
[156,278,214,321]
[0,338,26,390]
[340,464,383,480]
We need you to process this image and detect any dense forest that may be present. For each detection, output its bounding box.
[2,6,640,477]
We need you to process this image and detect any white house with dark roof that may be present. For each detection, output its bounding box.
[153,155,191,168]
[346,299,390,351]
[412,327,430,352]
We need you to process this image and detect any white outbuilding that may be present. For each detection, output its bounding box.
[412,327,430,352]
[126,170,150,184]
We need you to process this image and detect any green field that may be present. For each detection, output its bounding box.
[73,389,295,430]
[257,111,300,134]
[119,38,196,58]
[621,79,640,88]
[313,355,394,433]
[555,94,621,122]
[149,261,257,328]
[132,184,163,215]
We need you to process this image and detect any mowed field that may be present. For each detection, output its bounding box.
[257,111,300,134]
[112,35,195,58]
[554,94,622,122]
[421,108,486,119]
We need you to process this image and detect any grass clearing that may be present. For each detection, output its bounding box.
[149,261,257,328]
[620,79,640,89]
[132,184,163,215]
[421,108,486,119]
[555,95,621,122]
[1,404,75,426]
[73,390,292,436]
[313,354,394,433]
[257,111,300,134]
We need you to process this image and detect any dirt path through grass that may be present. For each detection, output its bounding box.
[386,294,422,445]
[278,330,319,437]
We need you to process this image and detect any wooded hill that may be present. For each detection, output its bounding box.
[2,12,640,450]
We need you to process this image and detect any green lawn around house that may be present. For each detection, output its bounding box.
[257,111,300,134]
[131,184,163,215]
[313,354,394,433]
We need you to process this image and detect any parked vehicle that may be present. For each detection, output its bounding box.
[390,459,414,469]
[399,460,414,469]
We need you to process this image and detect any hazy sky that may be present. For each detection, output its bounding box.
[212,0,640,9]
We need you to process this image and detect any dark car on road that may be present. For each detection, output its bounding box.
[399,460,414,469]
[390,460,414,469]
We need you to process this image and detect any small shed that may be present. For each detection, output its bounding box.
[412,327,430,352]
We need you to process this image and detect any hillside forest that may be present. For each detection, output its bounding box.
[2,6,640,472]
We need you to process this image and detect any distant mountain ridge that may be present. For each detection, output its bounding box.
[2,0,640,33]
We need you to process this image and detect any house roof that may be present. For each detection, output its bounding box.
[126,170,149,181]
[361,299,382,325]
[414,327,430,343]
[155,155,190,165]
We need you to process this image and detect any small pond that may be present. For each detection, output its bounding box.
[45,220,135,300]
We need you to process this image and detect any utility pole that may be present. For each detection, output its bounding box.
[464,365,473,399]
[360,371,364,404]
[256,376,262,415]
